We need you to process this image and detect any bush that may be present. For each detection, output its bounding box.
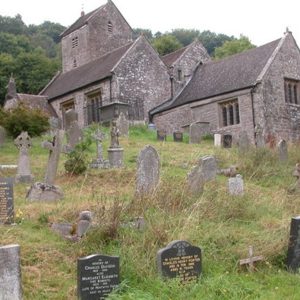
[0,104,49,137]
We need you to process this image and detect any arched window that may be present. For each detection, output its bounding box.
[219,99,240,127]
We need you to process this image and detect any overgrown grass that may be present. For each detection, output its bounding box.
[1,125,300,299]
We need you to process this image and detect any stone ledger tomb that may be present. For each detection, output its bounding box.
[157,240,202,283]
[0,244,22,300]
[0,177,14,224]
[78,254,119,300]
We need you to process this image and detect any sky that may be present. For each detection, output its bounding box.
[2,0,300,47]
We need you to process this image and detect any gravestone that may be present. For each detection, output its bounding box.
[26,129,64,201]
[0,244,22,300]
[293,163,300,189]
[157,130,167,141]
[255,124,265,148]
[136,145,160,196]
[223,134,232,148]
[14,131,34,183]
[278,139,288,162]
[238,131,250,153]
[228,174,244,196]
[201,156,217,182]
[157,240,202,283]
[0,126,5,147]
[90,130,109,169]
[65,109,82,150]
[49,117,61,136]
[78,254,120,300]
[173,132,183,142]
[0,177,14,224]
[214,133,222,147]
[287,216,300,272]
[108,121,123,168]
[189,122,209,144]
[116,112,129,136]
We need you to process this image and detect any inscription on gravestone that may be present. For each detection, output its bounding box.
[287,216,300,272]
[0,177,14,224]
[78,254,119,300]
[157,240,202,283]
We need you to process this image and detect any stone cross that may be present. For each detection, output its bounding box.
[14,131,34,183]
[42,129,64,186]
[239,246,263,272]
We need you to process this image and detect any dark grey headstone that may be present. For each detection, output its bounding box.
[173,132,183,142]
[287,216,300,272]
[78,254,119,300]
[157,130,167,141]
[0,244,22,299]
[0,177,14,224]
[223,134,232,148]
[157,240,202,283]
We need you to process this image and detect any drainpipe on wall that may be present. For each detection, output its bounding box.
[250,86,257,145]
[170,66,174,99]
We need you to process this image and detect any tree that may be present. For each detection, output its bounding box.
[0,32,32,56]
[0,53,15,105]
[214,35,256,59]
[171,28,200,47]
[152,34,183,56]
[0,14,26,35]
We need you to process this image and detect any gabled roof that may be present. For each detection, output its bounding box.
[151,38,281,115]
[60,8,101,38]
[42,42,133,101]
[161,46,189,67]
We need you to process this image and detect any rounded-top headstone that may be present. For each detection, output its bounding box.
[79,210,92,221]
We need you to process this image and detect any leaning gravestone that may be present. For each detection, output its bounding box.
[136,145,160,196]
[157,240,202,283]
[0,244,22,300]
[78,254,119,300]
[287,216,300,272]
[0,177,14,224]
[26,129,64,201]
[201,156,217,182]
[0,126,5,147]
[116,112,129,136]
[14,131,34,183]
[228,174,244,196]
[65,109,83,151]
[278,139,288,162]
[238,131,250,153]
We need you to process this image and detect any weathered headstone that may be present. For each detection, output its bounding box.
[223,134,232,148]
[108,121,123,168]
[116,112,129,136]
[214,133,222,147]
[157,130,167,141]
[136,145,160,196]
[0,244,22,300]
[189,122,210,144]
[157,240,202,283]
[201,156,217,182]
[239,246,263,272]
[14,131,34,183]
[65,109,82,150]
[228,174,244,196]
[90,129,109,169]
[0,177,14,224]
[0,126,5,147]
[278,139,288,162]
[49,117,61,136]
[287,216,300,272]
[78,254,120,300]
[255,124,265,148]
[238,131,250,153]
[26,129,64,201]
[173,131,183,142]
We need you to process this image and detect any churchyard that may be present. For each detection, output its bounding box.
[1,125,300,299]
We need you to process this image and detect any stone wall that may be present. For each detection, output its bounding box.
[61,1,133,73]
[172,41,210,96]
[254,33,300,143]
[113,36,171,121]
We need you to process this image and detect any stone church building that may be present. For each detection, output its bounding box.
[40,0,209,128]
[151,30,300,144]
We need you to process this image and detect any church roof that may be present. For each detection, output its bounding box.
[42,42,133,101]
[60,8,102,38]
[161,46,189,67]
[151,38,281,115]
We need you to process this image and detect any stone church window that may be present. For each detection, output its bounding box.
[86,90,102,124]
[219,99,240,127]
[108,21,113,33]
[73,58,77,68]
[178,69,182,81]
[284,79,299,104]
[72,36,79,48]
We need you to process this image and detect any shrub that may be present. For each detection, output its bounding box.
[1,104,49,137]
